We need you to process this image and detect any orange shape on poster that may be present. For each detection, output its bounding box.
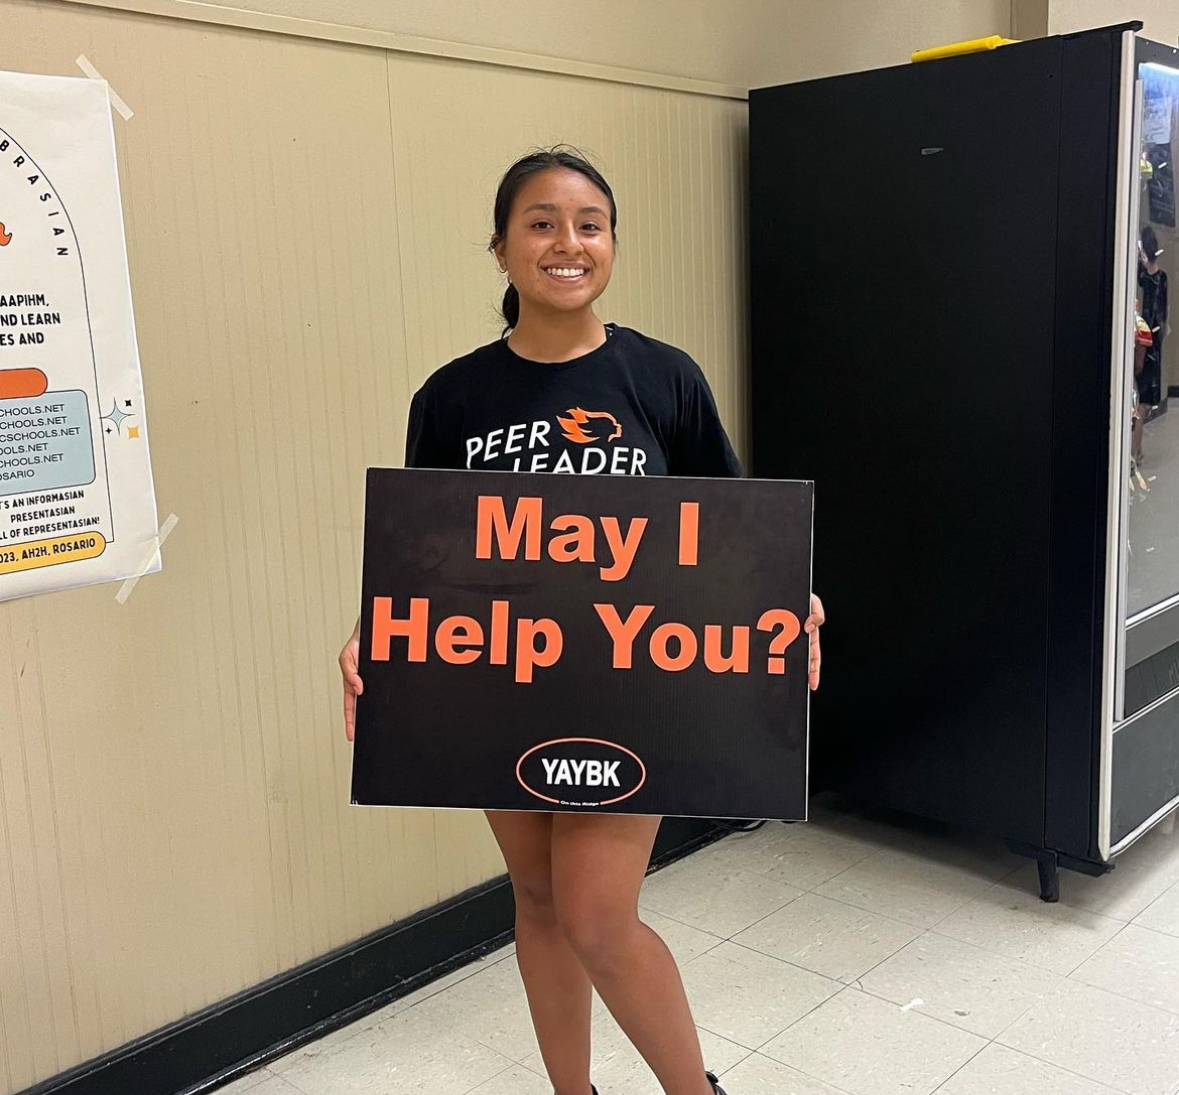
[0,368,49,398]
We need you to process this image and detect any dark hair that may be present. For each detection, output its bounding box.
[1142,225,1161,263]
[489,146,618,335]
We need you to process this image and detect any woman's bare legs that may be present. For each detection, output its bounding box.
[484,810,594,1095]
[552,814,714,1095]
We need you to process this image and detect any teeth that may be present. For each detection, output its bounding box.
[546,268,586,278]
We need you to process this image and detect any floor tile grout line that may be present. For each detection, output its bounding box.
[378,950,521,1017]
[745,962,1080,1063]
[922,1036,992,1095]
[832,977,1033,1044]
[921,924,1112,980]
[751,998,979,1095]
[881,919,1078,982]
[719,933,885,991]
[461,1055,523,1095]
[737,1049,862,1095]
[676,937,728,969]
[755,885,936,935]
[637,902,729,948]
[747,981,860,1055]
[989,1030,1143,1095]
[846,977,1046,1044]
[645,838,1013,966]
[637,889,802,944]
[1123,916,1179,942]
[1063,962,1179,1021]
[1064,918,1133,978]
[850,926,1069,1044]
[791,885,981,933]
[977,869,1177,925]
[718,1043,757,1079]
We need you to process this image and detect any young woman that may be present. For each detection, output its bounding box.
[340,148,825,1095]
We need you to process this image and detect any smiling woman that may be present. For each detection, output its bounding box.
[339,145,824,1095]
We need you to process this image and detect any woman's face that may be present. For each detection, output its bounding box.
[495,168,615,319]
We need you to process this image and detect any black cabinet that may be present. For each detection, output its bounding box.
[751,23,1179,897]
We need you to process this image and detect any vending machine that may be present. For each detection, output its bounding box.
[750,23,1179,898]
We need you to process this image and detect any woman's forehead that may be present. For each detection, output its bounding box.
[512,168,610,211]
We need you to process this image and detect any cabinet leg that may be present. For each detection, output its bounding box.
[1037,854,1060,903]
[1004,840,1110,901]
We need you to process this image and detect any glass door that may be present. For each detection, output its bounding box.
[1125,43,1179,718]
[1102,34,1179,857]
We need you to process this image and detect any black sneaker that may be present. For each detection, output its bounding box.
[706,1070,727,1095]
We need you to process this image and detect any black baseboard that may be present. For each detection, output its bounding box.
[17,816,724,1095]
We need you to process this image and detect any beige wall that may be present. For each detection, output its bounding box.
[58,0,1014,86]
[0,2,750,1091]
[1050,0,1179,45]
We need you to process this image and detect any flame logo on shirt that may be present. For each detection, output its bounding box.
[0,222,12,247]
[556,407,622,444]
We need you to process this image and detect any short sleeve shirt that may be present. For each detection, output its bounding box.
[404,324,742,479]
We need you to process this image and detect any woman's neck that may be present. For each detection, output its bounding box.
[508,307,607,363]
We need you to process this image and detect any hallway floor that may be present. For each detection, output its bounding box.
[220,795,1179,1095]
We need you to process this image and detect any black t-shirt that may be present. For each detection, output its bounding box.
[404,324,743,479]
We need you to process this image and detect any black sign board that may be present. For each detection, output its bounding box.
[351,469,813,819]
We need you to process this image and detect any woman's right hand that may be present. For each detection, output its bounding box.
[340,621,363,742]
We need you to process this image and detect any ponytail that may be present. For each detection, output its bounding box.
[501,283,520,337]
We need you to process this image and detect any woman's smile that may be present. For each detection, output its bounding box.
[542,265,590,283]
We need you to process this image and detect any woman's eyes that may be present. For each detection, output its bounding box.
[529,221,602,232]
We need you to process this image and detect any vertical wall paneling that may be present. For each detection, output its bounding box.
[0,2,749,1089]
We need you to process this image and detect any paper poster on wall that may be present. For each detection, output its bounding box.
[0,69,158,601]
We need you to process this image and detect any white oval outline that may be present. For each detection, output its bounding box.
[516,736,647,806]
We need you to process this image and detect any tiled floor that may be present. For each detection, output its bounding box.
[218,796,1179,1095]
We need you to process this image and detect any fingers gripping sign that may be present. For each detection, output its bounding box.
[340,624,363,742]
[804,593,825,691]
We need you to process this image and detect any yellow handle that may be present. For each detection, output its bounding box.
[911,35,1019,63]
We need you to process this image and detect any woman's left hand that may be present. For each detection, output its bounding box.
[804,593,825,691]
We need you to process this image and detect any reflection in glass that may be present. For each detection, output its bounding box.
[1127,60,1179,619]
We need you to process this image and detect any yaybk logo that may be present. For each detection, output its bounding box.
[517,737,646,807]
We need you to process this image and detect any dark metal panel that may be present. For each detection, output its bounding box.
[1125,636,1179,715]
[1043,29,1124,860]
[1111,688,1179,845]
[751,39,1070,843]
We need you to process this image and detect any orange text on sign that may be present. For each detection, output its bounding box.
[474,495,699,581]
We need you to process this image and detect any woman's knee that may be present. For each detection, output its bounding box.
[511,872,558,922]
[555,896,638,972]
